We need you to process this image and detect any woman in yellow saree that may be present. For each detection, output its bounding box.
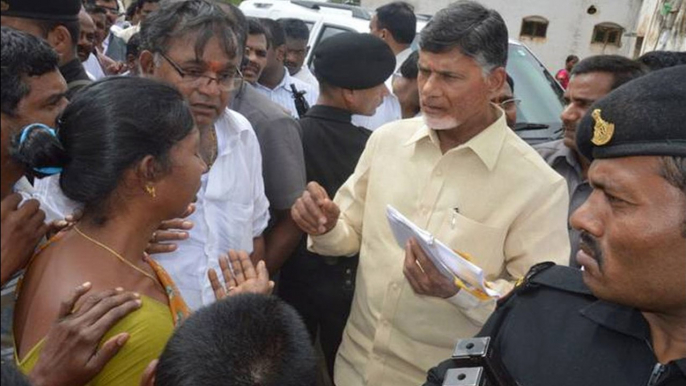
[12,77,203,386]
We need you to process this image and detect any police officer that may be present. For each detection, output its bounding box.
[279,32,395,378]
[1,0,91,98]
[423,65,686,386]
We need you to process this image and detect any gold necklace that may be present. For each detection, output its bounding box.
[73,225,160,285]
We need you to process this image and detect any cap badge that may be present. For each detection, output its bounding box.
[591,109,614,146]
[0,1,9,12]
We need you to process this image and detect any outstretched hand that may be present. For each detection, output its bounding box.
[208,250,274,301]
[291,181,340,235]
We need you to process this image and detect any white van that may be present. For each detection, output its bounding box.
[240,0,565,144]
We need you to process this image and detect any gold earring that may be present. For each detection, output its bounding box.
[145,185,156,198]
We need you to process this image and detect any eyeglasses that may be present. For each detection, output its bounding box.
[159,53,244,92]
[497,98,521,110]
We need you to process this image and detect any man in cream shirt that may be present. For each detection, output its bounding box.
[291,2,570,386]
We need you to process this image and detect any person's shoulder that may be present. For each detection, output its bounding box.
[234,85,292,120]
[497,262,595,310]
[532,139,567,162]
[499,132,566,185]
[372,116,424,142]
[289,74,317,92]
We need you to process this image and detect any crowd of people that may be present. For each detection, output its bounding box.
[0,0,685,386]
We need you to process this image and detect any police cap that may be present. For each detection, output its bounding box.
[0,0,81,22]
[577,65,686,161]
[313,32,395,90]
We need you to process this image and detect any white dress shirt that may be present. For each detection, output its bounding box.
[292,65,319,87]
[255,67,319,119]
[154,109,270,310]
[351,92,402,131]
[83,53,106,80]
[32,109,271,311]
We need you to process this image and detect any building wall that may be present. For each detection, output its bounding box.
[362,0,644,70]
[636,0,686,53]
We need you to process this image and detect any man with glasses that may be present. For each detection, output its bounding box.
[533,55,645,266]
[135,0,269,310]
[491,74,519,129]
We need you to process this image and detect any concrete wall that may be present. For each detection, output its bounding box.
[636,0,686,54]
[362,0,644,70]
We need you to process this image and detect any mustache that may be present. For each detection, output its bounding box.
[579,231,604,267]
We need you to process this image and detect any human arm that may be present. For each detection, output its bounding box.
[28,283,142,386]
[263,210,303,274]
[255,115,306,273]
[250,236,265,266]
[0,194,47,286]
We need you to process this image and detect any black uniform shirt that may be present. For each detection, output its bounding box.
[424,264,686,386]
[280,105,370,283]
[299,105,371,197]
[59,58,91,99]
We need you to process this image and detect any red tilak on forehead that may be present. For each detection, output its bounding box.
[207,61,225,73]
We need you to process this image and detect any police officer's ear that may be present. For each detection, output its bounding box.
[485,67,507,100]
[139,50,156,76]
[45,25,73,60]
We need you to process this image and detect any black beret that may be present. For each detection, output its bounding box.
[313,32,395,90]
[0,0,80,21]
[577,65,686,161]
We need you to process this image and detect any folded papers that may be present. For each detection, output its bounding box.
[386,205,500,299]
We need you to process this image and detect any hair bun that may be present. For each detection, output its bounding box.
[11,123,69,178]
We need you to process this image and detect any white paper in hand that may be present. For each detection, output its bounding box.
[386,205,500,298]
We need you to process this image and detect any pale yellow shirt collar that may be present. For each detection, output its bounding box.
[404,110,508,171]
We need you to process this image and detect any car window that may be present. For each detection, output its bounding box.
[307,24,356,68]
[507,44,565,144]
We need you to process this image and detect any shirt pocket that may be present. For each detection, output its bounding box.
[207,200,254,254]
[435,211,507,276]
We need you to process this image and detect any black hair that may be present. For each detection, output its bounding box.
[33,17,80,47]
[139,0,239,60]
[154,294,317,386]
[636,51,686,72]
[506,73,514,92]
[85,4,107,16]
[84,0,119,11]
[126,1,141,20]
[260,18,285,48]
[248,17,268,39]
[1,27,60,117]
[213,1,248,50]
[419,1,508,71]
[572,55,647,91]
[566,54,579,64]
[399,50,419,79]
[278,18,309,41]
[0,363,31,386]
[375,1,416,45]
[659,156,686,238]
[127,33,141,58]
[11,77,195,225]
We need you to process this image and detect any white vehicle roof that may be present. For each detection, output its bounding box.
[240,0,372,32]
